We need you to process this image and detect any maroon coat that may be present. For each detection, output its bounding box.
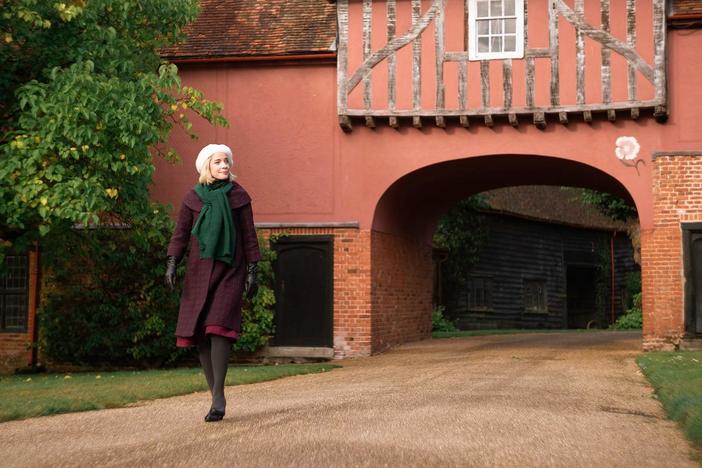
[167,182,261,339]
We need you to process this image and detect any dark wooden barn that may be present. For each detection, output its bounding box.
[444,186,639,330]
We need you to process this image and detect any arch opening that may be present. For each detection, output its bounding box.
[372,154,645,244]
[369,154,644,352]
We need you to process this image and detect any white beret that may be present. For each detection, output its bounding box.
[195,144,233,174]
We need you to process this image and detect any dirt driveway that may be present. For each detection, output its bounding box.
[1,331,699,467]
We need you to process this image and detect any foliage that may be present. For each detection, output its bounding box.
[580,189,637,222]
[0,0,227,262]
[637,352,702,450]
[234,237,276,352]
[39,226,277,366]
[434,195,489,313]
[610,292,642,330]
[431,305,458,332]
[38,210,183,366]
[0,363,337,422]
[624,271,642,307]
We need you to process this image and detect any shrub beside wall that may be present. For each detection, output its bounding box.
[39,210,275,367]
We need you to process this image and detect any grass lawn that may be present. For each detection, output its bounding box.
[432,328,616,339]
[0,363,336,423]
[637,351,702,450]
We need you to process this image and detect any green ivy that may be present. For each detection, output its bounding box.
[580,189,637,222]
[434,195,489,314]
[431,305,458,332]
[610,292,643,330]
[235,239,276,352]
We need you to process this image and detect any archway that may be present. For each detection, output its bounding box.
[369,154,644,352]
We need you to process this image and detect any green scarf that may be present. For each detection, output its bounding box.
[191,180,235,265]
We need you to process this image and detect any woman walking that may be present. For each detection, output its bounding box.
[165,143,261,422]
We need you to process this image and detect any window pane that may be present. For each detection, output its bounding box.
[490,19,502,34]
[505,0,516,16]
[478,36,490,53]
[3,256,27,290]
[3,294,27,330]
[504,35,516,52]
[490,0,502,16]
[491,36,502,52]
[477,0,489,17]
[505,18,516,33]
[477,20,489,34]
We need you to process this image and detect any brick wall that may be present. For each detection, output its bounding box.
[258,227,372,358]
[259,227,434,358]
[371,231,433,353]
[0,250,39,373]
[643,153,702,350]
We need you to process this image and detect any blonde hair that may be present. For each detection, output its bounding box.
[198,154,236,185]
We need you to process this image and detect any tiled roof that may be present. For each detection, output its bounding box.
[669,0,702,17]
[482,186,629,231]
[162,0,337,60]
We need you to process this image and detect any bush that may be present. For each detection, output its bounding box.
[610,292,642,330]
[234,242,275,352]
[432,305,458,332]
[39,208,275,367]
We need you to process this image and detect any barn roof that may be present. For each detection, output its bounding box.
[161,0,337,60]
[481,186,629,232]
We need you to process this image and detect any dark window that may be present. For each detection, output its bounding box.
[524,279,547,313]
[1,255,29,332]
[468,276,493,310]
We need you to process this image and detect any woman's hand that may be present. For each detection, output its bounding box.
[165,256,178,290]
[244,262,258,299]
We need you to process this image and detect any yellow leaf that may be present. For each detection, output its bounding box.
[105,188,118,199]
[3,34,12,44]
[40,197,48,206]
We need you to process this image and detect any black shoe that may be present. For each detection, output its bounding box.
[204,408,225,422]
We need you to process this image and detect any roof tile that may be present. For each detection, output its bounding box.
[162,0,337,59]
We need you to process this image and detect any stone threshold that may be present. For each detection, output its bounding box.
[264,346,335,359]
[680,337,702,351]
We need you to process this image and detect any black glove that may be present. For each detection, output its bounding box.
[165,256,178,290]
[244,262,258,299]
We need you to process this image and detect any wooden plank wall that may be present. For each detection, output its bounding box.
[448,213,638,330]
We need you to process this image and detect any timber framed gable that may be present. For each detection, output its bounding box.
[336,0,667,130]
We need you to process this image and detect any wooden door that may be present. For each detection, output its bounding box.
[683,225,702,335]
[566,266,597,329]
[272,236,333,347]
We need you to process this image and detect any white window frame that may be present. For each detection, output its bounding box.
[468,0,525,61]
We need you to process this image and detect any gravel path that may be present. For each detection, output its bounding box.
[1,331,699,467]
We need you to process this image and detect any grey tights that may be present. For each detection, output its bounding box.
[197,335,232,412]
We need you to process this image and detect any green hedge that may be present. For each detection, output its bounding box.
[38,208,275,367]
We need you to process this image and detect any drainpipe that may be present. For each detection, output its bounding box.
[611,233,616,325]
[30,244,40,368]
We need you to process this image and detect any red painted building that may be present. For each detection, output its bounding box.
[3,0,702,369]
[151,0,702,358]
